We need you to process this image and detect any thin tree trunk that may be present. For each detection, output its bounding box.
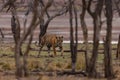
[11,8,23,78]
[73,1,78,72]
[69,0,75,72]
[104,0,114,78]
[87,0,104,77]
[116,34,120,59]
[88,15,101,77]
[11,15,22,56]
[23,34,33,77]
[80,0,89,72]
[15,41,23,78]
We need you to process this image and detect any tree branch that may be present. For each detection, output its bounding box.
[87,0,94,17]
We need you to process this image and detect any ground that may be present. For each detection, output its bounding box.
[0,43,120,80]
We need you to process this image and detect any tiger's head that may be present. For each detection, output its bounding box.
[56,36,63,47]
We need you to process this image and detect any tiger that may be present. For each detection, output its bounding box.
[35,33,64,57]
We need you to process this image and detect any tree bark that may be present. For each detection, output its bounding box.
[73,1,78,72]
[80,0,89,72]
[116,34,120,59]
[23,34,33,77]
[87,0,104,77]
[68,0,78,72]
[69,0,75,72]
[11,15,23,56]
[104,0,115,78]
[11,6,23,78]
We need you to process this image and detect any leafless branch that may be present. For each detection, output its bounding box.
[0,0,16,12]
[38,0,68,41]
[20,0,53,43]
[44,3,68,27]
[87,0,94,17]
[39,0,50,18]
[113,0,120,16]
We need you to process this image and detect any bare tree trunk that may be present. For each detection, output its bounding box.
[11,15,23,56]
[104,0,115,78]
[88,15,101,77]
[69,0,75,72]
[68,0,78,72]
[11,7,23,78]
[87,0,103,77]
[73,1,78,72]
[23,34,33,77]
[116,34,120,59]
[80,0,89,72]
[15,41,23,78]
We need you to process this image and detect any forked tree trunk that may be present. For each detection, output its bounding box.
[11,15,22,56]
[104,0,114,78]
[68,0,78,72]
[80,0,89,72]
[11,7,23,77]
[87,0,104,77]
[88,15,101,77]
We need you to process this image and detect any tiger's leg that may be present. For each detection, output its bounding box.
[59,46,63,56]
[47,46,51,56]
[52,45,57,56]
[37,39,45,57]
[38,46,43,57]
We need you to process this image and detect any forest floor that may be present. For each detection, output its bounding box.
[0,43,120,80]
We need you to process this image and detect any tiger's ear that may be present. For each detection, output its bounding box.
[61,36,63,38]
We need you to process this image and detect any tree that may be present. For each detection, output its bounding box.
[116,34,120,59]
[87,0,104,77]
[80,0,89,72]
[0,0,53,79]
[104,0,115,78]
[68,0,78,72]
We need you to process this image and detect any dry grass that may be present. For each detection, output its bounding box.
[0,43,120,80]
